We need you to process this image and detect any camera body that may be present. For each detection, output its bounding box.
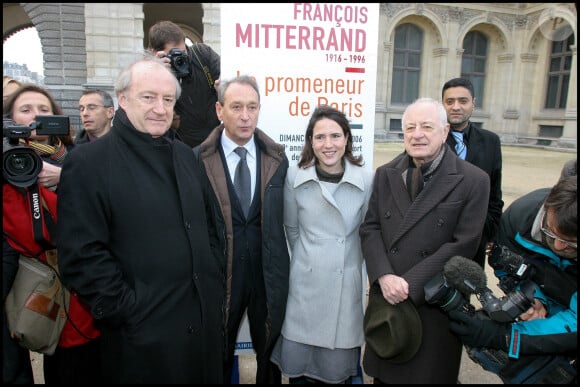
[166,48,191,79]
[476,280,535,322]
[3,116,70,188]
[489,243,532,293]
[425,252,535,323]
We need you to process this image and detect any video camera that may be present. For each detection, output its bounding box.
[3,116,70,188]
[165,48,191,79]
[424,254,536,323]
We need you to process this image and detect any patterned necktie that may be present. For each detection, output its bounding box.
[452,131,467,160]
[234,147,251,217]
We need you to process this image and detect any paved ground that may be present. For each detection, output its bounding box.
[30,144,575,384]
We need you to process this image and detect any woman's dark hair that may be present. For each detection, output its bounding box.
[298,104,363,168]
[3,83,74,146]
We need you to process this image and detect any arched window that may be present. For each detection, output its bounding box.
[391,23,422,104]
[461,31,487,107]
[545,26,574,109]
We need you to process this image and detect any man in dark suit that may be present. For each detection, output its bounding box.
[195,75,290,384]
[442,77,504,268]
[360,97,490,383]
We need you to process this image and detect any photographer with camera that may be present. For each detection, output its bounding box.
[448,175,577,383]
[3,84,101,384]
[149,20,220,148]
[3,84,75,191]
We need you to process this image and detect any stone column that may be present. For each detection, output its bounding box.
[84,3,144,104]
[22,3,86,129]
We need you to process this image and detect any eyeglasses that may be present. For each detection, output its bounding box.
[541,215,577,249]
[79,104,111,113]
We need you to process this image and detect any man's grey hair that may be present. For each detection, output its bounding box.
[80,89,114,108]
[217,75,260,105]
[402,97,448,128]
[114,52,182,100]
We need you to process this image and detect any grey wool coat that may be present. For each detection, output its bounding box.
[360,145,490,384]
[57,108,224,383]
[281,161,373,349]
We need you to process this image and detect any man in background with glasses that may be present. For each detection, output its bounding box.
[449,175,577,383]
[76,89,115,144]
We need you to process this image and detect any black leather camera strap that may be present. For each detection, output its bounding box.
[191,43,214,90]
[27,184,57,250]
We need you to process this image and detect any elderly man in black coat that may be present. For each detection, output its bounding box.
[360,97,490,383]
[57,57,224,383]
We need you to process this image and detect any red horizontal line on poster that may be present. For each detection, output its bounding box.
[345,67,365,73]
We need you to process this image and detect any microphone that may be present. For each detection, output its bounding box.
[443,256,487,295]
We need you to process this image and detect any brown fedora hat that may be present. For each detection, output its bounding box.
[363,286,422,363]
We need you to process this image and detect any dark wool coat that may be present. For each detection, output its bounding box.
[446,121,503,266]
[196,126,290,351]
[56,109,224,383]
[174,43,221,147]
[360,146,490,383]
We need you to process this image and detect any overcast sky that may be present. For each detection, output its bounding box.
[3,27,44,77]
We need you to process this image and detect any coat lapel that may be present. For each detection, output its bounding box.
[390,151,464,243]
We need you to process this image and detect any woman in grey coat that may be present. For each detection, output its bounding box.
[271,105,373,384]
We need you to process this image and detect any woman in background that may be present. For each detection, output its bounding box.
[3,84,101,384]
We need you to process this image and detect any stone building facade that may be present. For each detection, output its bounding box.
[3,3,576,148]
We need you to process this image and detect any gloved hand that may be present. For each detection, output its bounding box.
[448,310,509,350]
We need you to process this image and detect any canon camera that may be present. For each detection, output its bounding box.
[424,253,536,323]
[166,48,191,79]
[3,116,70,188]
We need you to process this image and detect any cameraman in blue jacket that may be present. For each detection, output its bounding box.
[449,175,577,382]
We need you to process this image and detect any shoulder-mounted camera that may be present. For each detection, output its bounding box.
[3,116,70,188]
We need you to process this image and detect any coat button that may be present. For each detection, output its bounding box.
[437,218,444,227]
[185,221,191,230]
[193,272,199,280]
[187,325,194,333]
[384,211,391,218]
[421,251,429,257]
[390,248,398,254]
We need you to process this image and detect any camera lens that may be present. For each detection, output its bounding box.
[3,146,43,187]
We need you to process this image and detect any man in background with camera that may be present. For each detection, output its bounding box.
[149,20,220,148]
[449,175,577,383]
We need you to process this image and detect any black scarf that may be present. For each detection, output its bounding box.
[404,147,446,201]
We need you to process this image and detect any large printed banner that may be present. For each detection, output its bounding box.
[221,3,379,355]
[221,3,379,169]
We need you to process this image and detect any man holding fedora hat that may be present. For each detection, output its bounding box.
[360,98,489,383]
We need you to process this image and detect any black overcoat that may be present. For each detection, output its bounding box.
[57,109,224,383]
[447,122,503,266]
